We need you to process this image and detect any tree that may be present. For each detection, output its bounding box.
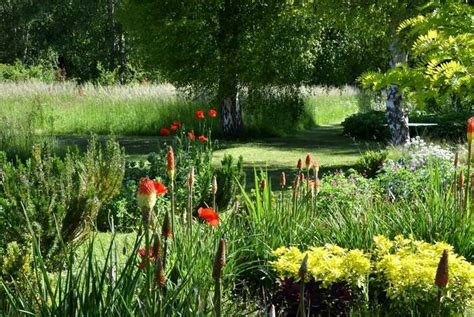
[119,1,321,136]
[314,0,430,145]
[360,1,473,114]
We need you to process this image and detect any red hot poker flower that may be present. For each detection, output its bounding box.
[198,135,208,142]
[137,177,168,211]
[208,109,217,118]
[467,117,474,142]
[188,131,196,140]
[195,110,205,119]
[198,207,219,226]
[297,159,303,171]
[160,128,170,136]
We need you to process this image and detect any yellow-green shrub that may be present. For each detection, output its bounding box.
[373,235,474,312]
[270,244,371,289]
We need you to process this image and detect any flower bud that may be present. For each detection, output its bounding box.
[298,254,309,281]
[297,159,303,172]
[188,166,195,190]
[260,178,266,191]
[162,212,172,238]
[212,239,226,280]
[280,172,286,187]
[305,154,312,169]
[167,146,175,180]
[153,233,161,258]
[459,170,465,188]
[212,175,218,195]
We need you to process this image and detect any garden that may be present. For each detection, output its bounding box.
[0,1,473,316]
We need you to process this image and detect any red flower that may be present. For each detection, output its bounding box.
[198,207,219,226]
[195,111,205,119]
[208,109,217,118]
[137,177,168,210]
[170,121,181,131]
[138,247,155,269]
[188,131,196,140]
[198,135,208,142]
[160,128,170,136]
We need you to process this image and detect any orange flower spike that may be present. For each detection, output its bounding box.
[198,207,219,227]
[467,117,474,142]
[167,146,175,181]
[305,154,312,169]
[297,159,303,172]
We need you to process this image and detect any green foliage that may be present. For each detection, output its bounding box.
[355,150,388,178]
[0,61,55,82]
[359,1,474,110]
[214,154,245,209]
[0,137,125,266]
[243,86,307,136]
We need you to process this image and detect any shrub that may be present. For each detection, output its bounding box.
[0,137,125,267]
[341,111,388,141]
[355,150,388,178]
[0,61,55,82]
[342,110,472,142]
[270,245,371,315]
[372,235,474,314]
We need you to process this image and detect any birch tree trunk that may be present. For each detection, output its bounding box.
[386,43,410,145]
[218,0,244,136]
[220,88,243,136]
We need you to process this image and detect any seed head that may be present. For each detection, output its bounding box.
[435,249,449,288]
[212,239,226,280]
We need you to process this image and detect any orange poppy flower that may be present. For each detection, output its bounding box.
[198,135,208,142]
[195,111,205,119]
[208,109,217,118]
[160,128,170,136]
[198,207,219,226]
[188,131,196,140]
